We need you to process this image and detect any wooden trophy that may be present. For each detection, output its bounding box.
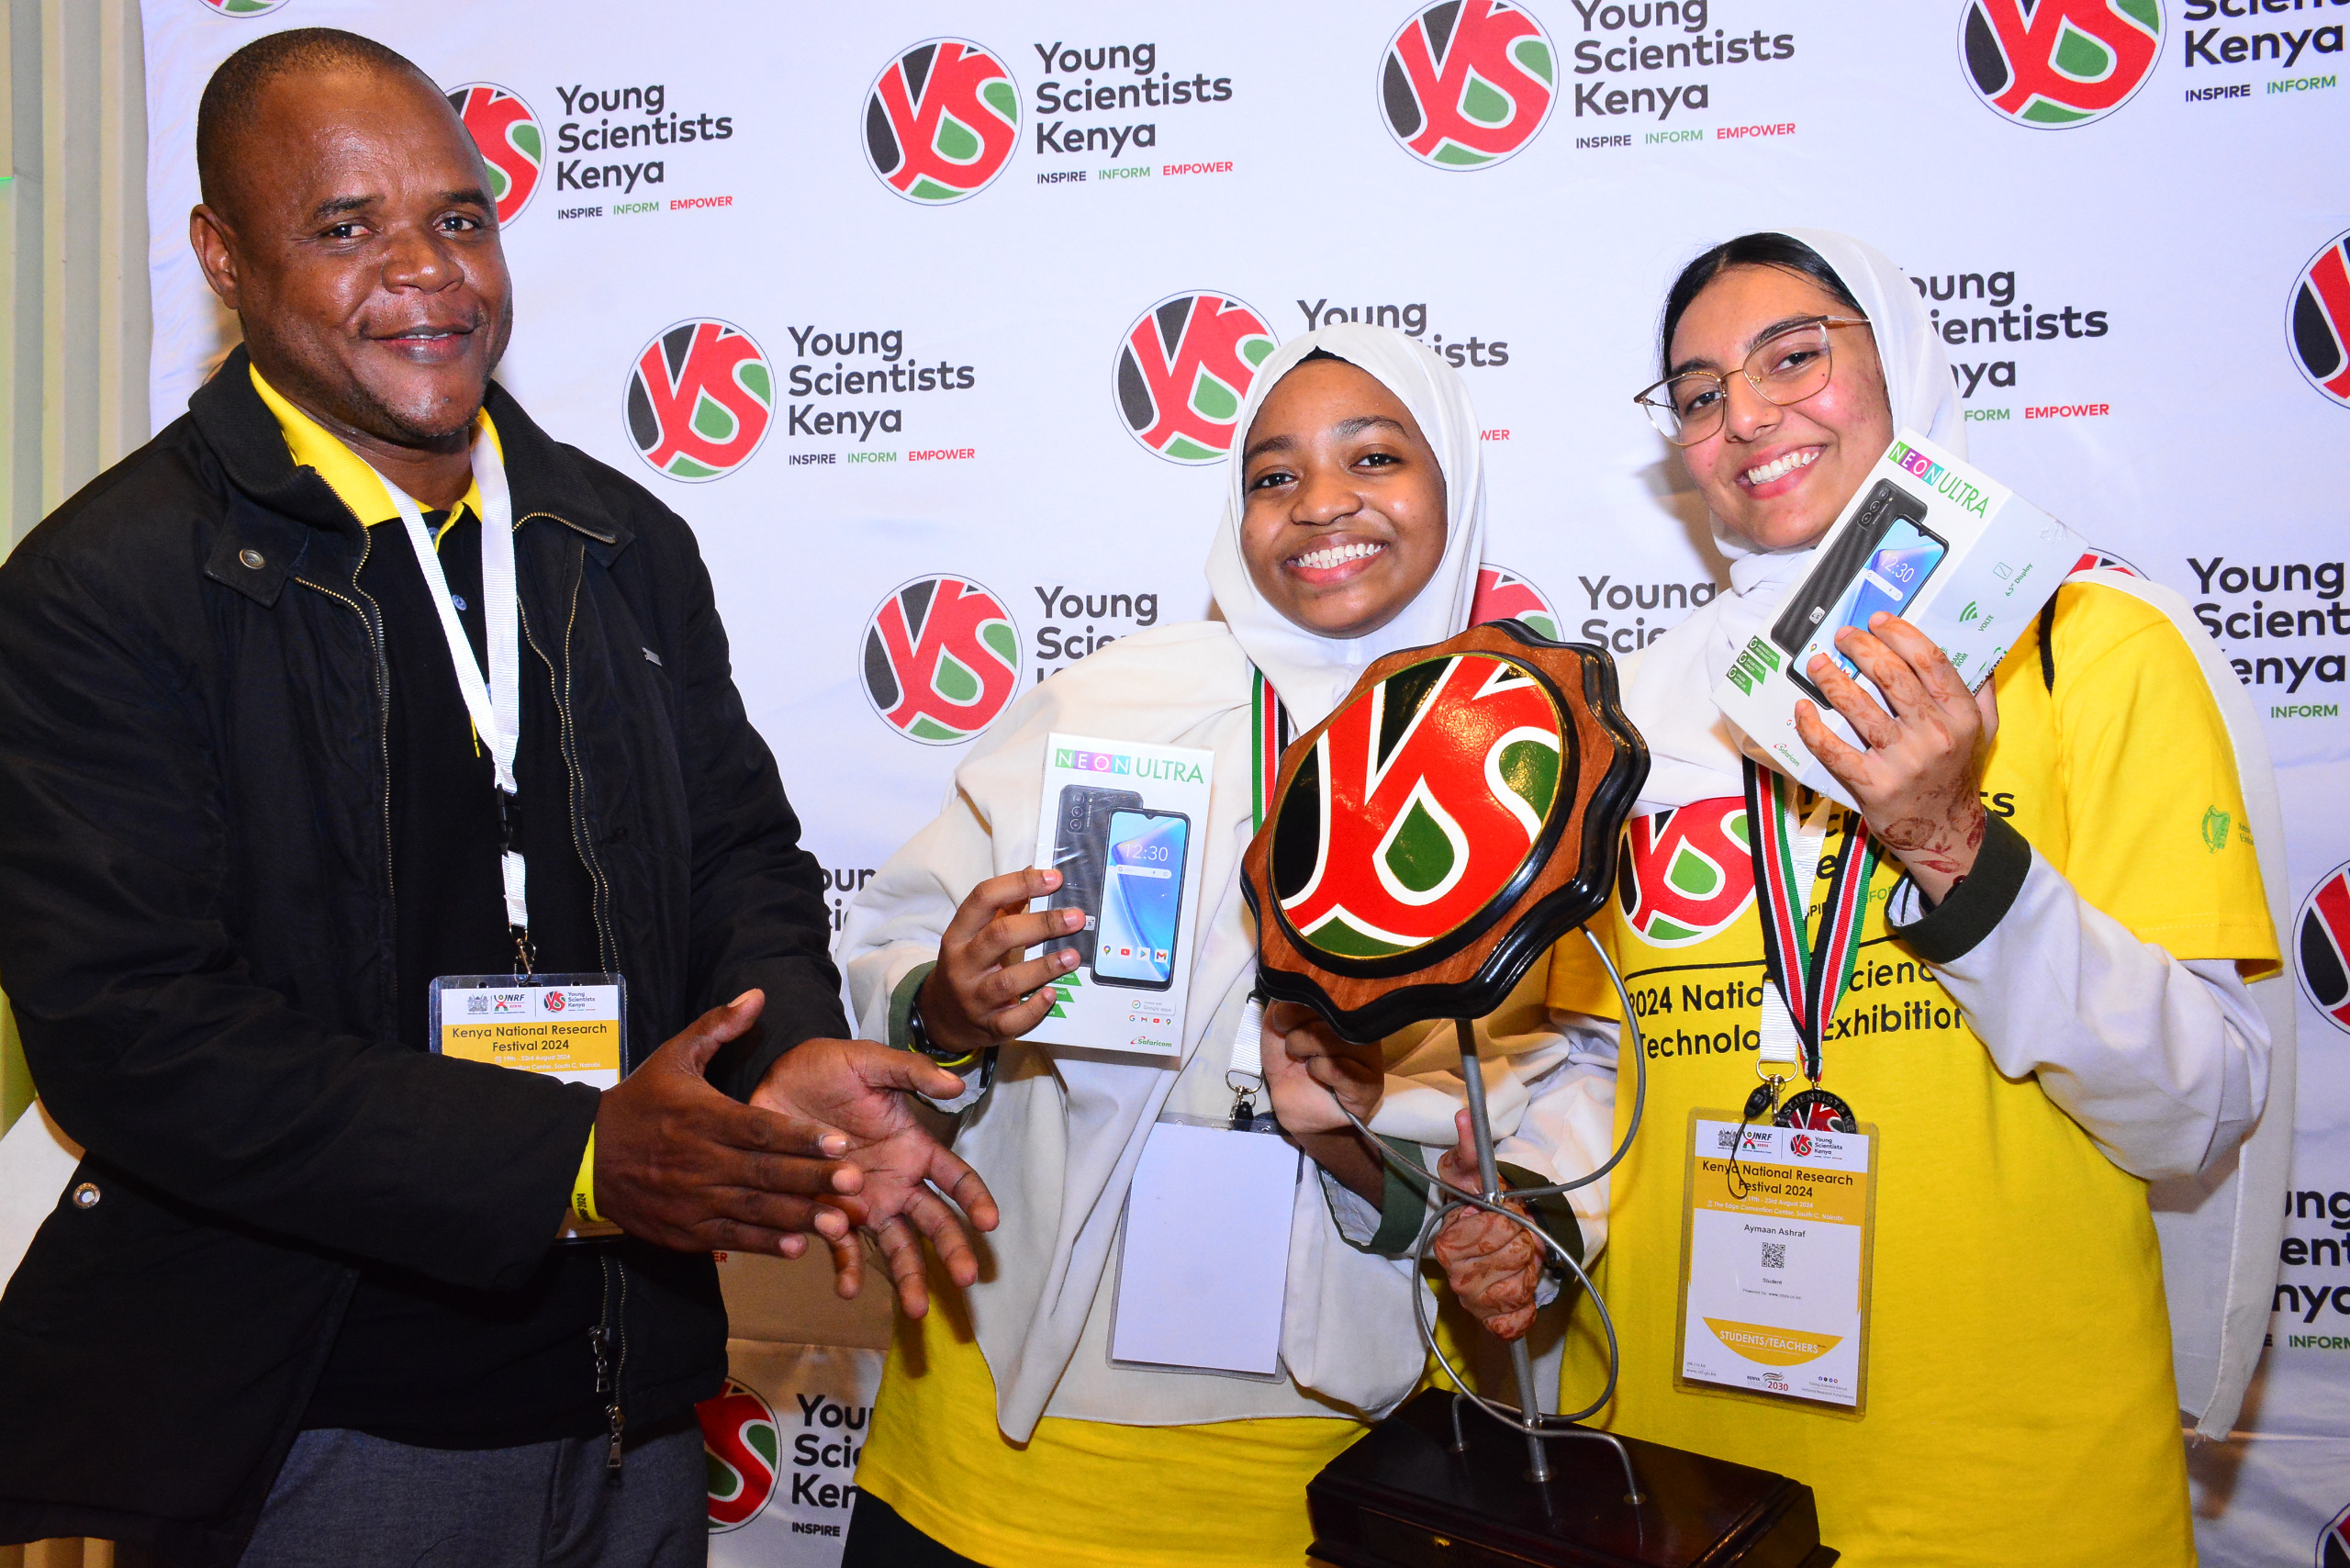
[1240,621,1838,1568]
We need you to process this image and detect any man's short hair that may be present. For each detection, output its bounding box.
[196,28,438,212]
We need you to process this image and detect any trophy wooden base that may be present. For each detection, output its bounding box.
[1308,1390,1837,1568]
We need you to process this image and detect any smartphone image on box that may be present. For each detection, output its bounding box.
[1094,808,1190,991]
[1770,479,1925,661]
[1046,785,1142,971]
[1785,504,1950,707]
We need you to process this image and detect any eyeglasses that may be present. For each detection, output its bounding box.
[1632,317,1871,446]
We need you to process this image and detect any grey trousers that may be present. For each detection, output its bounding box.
[236,1421,707,1568]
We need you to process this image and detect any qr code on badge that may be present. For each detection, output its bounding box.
[1760,1242,1786,1270]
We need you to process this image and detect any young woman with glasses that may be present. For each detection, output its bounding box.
[1431,230,2290,1566]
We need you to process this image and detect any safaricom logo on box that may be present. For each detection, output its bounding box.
[1054,748,1205,783]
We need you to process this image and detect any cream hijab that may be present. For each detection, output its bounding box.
[1205,321,1489,730]
[1628,229,1964,812]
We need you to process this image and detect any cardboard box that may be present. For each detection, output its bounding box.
[1024,732,1214,1056]
[1712,430,2085,809]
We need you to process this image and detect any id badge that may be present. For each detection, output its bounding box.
[1109,1118,1301,1380]
[1674,1110,1877,1413]
[430,973,627,1089]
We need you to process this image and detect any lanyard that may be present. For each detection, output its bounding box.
[1227,667,1293,1121]
[372,431,533,970]
[1741,757,1876,1086]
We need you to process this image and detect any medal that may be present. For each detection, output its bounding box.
[1774,1087,1857,1133]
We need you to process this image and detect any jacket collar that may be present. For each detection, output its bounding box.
[191,345,636,574]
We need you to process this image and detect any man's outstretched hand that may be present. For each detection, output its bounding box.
[751,1031,1000,1319]
[595,991,866,1258]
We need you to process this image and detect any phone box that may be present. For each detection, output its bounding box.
[1025,732,1214,1057]
[1712,429,2085,810]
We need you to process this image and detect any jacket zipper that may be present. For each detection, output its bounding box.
[517,514,618,974]
[519,512,632,1468]
[594,1252,630,1473]
[291,526,397,1002]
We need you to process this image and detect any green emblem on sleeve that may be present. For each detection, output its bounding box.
[2200,807,2232,854]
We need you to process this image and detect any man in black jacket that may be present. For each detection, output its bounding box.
[0,29,992,1567]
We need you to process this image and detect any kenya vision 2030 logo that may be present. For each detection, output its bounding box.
[1959,0,2163,127]
[1113,292,1277,464]
[2288,231,2350,409]
[697,1378,780,1533]
[862,576,1021,744]
[2297,860,2350,1036]
[865,39,1020,204]
[446,84,543,224]
[625,320,774,482]
[1380,1,1558,168]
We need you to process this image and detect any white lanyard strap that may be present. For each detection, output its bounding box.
[375,431,530,940]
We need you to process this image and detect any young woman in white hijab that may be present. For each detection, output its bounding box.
[834,324,1610,1568]
[1434,230,2294,1567]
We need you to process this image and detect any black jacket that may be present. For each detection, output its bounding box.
[0,352,845,1562]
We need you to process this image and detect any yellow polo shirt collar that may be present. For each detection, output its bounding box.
[251,365,500,531]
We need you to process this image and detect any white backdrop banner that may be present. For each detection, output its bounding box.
[138,0,2347,1559]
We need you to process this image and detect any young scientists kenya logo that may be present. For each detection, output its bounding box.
[862,575,1022,745]
[1274,655,1561,957]
[2296,860,2350,1036]
[192,0,289,15]
[1958,0,2163,127]
[1379,0,1559,168]
[863,39,1021,204]
[446,84,543,224]
[697,1378,780,1531]
[1472,565,1561,640]
[2288,231,2350,408]
[625,319,775,482]
[2322,1500,2350,1568]
[1113,292,1278,464]
[1617,800,1756,947]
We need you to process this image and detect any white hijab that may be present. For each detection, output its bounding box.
[1205,321,1489,730]
[1628,229,1964,812]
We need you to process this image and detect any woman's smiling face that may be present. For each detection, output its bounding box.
[1239,358,1448,639]
[1668,264,1894,554]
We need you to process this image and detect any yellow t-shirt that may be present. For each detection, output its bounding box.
[1546,583,2277,1568]
[854,1282,1362,1568]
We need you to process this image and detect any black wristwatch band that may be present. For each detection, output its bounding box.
[906,980,980,1071]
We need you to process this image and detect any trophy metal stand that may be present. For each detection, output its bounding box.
[1239,623,1837,1568]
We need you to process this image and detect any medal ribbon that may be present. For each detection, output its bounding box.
[1248,666,1291,833]
[1741,758,1877,1084]
[1228,667,1293,1115]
